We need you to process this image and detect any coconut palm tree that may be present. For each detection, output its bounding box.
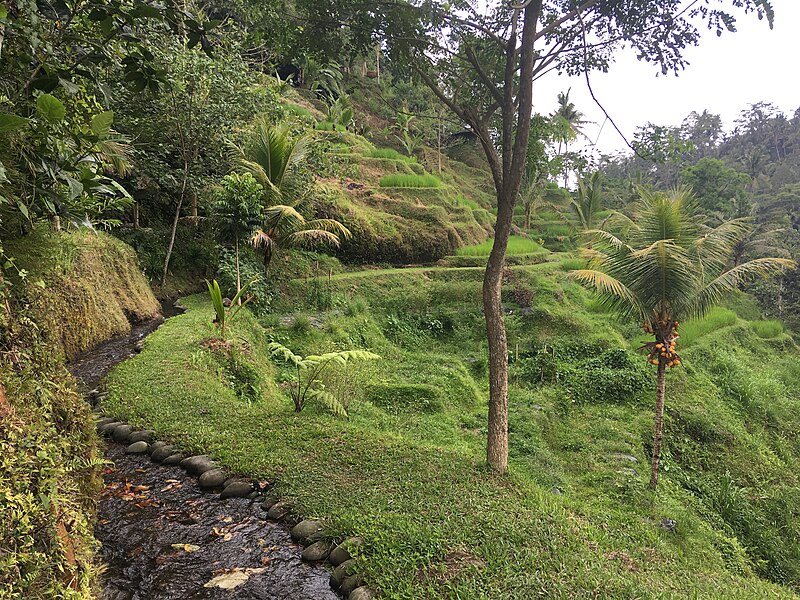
[568,171,605,232]
[251,204,350,270]
[553,88,590,187]
[228,117,351,270]
[570,188,794,490]
[228,117,311,206]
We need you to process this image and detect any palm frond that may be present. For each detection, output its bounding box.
[306,389,348,417]
[694,258,796,318]
[569,269,646,321]
[285,229,343,248]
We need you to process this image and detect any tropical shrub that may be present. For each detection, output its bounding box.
[268,342,381,416]
[206,278,255,339]
[378,174,442,188]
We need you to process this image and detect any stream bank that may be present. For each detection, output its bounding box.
[72,306,339,600]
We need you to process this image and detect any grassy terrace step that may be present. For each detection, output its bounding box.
[104,263,800,598]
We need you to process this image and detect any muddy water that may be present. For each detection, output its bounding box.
[72,306,339,600]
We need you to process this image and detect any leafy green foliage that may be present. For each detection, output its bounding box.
[365,148,417,162]
[268,342,380,415]
[206,278,255,338]
[456,236,546,257]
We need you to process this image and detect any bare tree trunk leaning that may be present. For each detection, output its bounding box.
[649,360,667,489]
[161,162,188,286]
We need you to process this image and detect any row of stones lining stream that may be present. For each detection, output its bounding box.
[70,306,376,600]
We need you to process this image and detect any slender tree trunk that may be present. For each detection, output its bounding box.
[484,194,515,472]
[132,202,140,229]
[0,23,5,60]
[235,236,241,305]
[649,360,667,490]
[161,162,188,286]
[189,189,198,223]
[524,202,531,230]
[50,215,61,232]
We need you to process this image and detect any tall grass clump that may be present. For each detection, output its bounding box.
[456,235,546,257]
[679,307,738,347]
[379,173,442,188]
[366,148,417,162]
[750,320,783,339]
[455,196,480,210]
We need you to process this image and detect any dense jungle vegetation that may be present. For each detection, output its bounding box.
[3,0,800,598]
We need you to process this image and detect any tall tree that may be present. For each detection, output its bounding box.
[307,0,776,473]
[553,88,590,186]
[571,188,793,489]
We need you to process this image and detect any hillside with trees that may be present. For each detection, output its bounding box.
[2,1,800,599]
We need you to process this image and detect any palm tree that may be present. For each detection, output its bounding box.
[229,117,351,269]
[570,188,794,490]
[553,88,590,187]
[519,160,548,230]
[568,171,605,232]
[251,205,350,270]
[228,117,311,206]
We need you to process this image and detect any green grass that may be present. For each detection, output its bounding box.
[365,147,417,162]
[378,173,442,188]
[456,235,547,257]
[678,307,738,347]
[750,320,784,339]
[455,196,480,210]
[104,263,800,599]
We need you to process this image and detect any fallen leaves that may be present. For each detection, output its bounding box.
[171,543,201,553]
[203,567,266,590]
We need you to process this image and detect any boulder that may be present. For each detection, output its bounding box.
[220,481,252,499]
[267,501,291,521]
[340,574,365,596]
[261,497,279,511]
[161,453,185,466]
[149,441,168,454]
[180,455,216,475]
[199,469,227,488]
[98,421,122,436]
[291,520,324,544]
[126,441,149,454]
[151,445,176,463]
[128,430,155,444]
[301,541,331,562]
[330,559,357,588]
[112,424,133,443]
[329,537,364,566]
[349,587,375,600]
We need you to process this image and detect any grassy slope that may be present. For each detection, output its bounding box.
[104,259,800,599]
[2,230,161,598]
[6,227,160,359]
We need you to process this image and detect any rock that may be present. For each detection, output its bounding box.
[126,441,149,454]
[223,477,248,488]
[161,453,184,466]
[128,430,155,444]
[98,421,122,436]
[301,541,331,562]
[88,388,100,399]
[261,497,279,511]
[96,417,115,430]
[133,341,144,352]
[330,559,357,588]
[199,469,227,488]
[329,537,364,566]
[291,520,324,544]
[151,446,176,463]
[220,481,252,499]
[112,424,133,443]
[340,574,365,596]
[247,492,258,499]
[267,501,291,521]
[180,455,216,475]
[661,518,677,532]
[349,587,375,600]
[150,442,169,454]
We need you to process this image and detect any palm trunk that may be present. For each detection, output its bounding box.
[484,192,514,473]
[161,162,188,286]
[132,202,140,230]
[649,360,667,490]
[235,236,241,305]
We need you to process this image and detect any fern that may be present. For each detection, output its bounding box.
[268,342,380,416]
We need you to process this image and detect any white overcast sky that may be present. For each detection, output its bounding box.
[530,0,800,155]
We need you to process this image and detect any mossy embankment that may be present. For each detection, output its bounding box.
[1,229,162,599]
[103,259,800,599]
[7,227,160,359]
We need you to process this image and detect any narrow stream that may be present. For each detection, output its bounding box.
[71,303,339,600]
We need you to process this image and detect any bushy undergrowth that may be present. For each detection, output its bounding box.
[365,148,417,162]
